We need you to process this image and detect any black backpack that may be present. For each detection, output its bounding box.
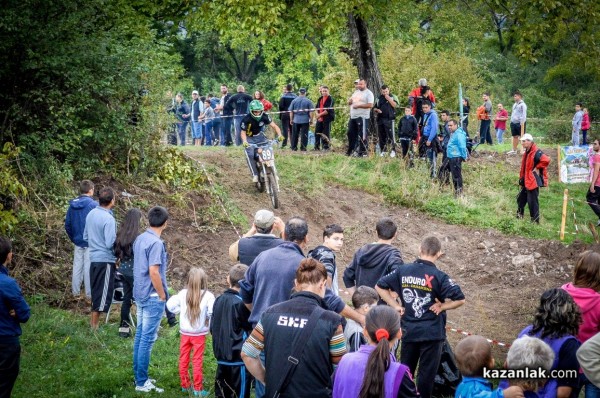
[533,149,547,187]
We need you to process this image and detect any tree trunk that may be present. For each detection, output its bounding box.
[347,14,383,95]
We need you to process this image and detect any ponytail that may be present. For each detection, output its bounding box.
[358,306,401,398]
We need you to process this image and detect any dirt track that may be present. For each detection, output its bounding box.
[170,148,584,359]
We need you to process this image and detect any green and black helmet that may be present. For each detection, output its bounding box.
[249,100,264,120]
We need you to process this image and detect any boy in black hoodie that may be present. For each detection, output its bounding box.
[210,264,253,398]
[343,217,404,295]
[308,224,344,296]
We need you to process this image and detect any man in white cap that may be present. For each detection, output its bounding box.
[517,133,550,223]
[229,210,285,266]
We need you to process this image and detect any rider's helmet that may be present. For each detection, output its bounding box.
[249,100,264,120]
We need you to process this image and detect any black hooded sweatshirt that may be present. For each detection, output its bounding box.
[343,243,404,289]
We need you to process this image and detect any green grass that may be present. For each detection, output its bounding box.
[14,301,217,397]
[273,150,592,243]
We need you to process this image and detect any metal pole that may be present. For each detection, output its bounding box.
[459,83,464,128]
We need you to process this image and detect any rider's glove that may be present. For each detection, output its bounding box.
[243,141,249,148]
[278,135,284,143]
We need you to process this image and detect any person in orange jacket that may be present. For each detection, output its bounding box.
[517,134,550,223]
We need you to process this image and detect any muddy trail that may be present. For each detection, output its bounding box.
[176,147,587,358]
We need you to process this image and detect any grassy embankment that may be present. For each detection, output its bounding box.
[186,142,592,242]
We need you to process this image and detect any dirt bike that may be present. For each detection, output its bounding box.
[248,140,280,209]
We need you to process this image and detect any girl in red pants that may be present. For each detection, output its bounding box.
[167,268,215,396]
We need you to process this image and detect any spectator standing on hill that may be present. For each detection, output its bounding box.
[438,110,451,164]
[586,139,600,225]
[175,93,191,146]
[572,103,584,147]
[225,85,253,146]
[190,90,204,147]
[83,186,117,330]
[439,119,468,196]
[0,237,31,398]
[582,108,591,145]
[65,179,98,299]
[478,92,493,145]
[253,91,272,112]
[241,259,347,398]
[461,97,470,135]
[288,88,314,151]
[398,106,418,159]
[216,85,233,146]
[376,236,466,398]
[314,86,335,151]
[494,103,509,144]
[517,134,550,223]
[346,79,374,157]
[228,209,284,266]
[199,99,215,146]
[374,85,399,157]
[509,91,527,154]
[409,78,437,117]
[132,206,170,393]
[421,100,440,177]
[278,84,297,149]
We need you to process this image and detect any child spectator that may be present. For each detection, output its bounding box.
[455,335,524,398]
[343,217,403,296]
[344,286,379,352]
[210,264,253,398]
[515,288,581,398]
[0,237,31,397]
[398,106,418,159]
[200,99,216,146]
[167,268,215,396]
[582,108,590,145]
[495,103,509,144]
[309,224,344,296]
[577,332,600,391]
[333,305,418,398]
[562,250,600,396]
[376,236,465,398]
[506,336,555,398]
[113,208,142,338]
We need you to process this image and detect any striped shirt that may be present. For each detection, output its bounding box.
[511,100,527,124]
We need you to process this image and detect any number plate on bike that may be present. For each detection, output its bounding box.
[261,147,274,161]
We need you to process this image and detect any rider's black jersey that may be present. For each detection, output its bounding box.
[240,113,272,137]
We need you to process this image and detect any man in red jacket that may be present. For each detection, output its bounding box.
[517,134,550,223]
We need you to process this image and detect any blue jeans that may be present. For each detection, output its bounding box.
[496,128,505,144]
[584,376,600,398]
[234,115,244,146]
[212,118,221,144]
[177,122,189,146]
[204,121,213,145]
[254,351,266,398]
[221,117,233,146]
[427,147,437,178]
[133,296,165,387]
[192,121,203,140]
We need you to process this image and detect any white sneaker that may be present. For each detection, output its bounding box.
[390,150,396,158]
[380,152,387,157]
[252,176,258,183]
[135,379,164,393]
[507,150,516,155]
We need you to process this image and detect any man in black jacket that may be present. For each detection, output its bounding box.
[225,85,253,146]
[376,236,465,398]
[211,264,253,398]
[314,86,335,151]
[398,107,418,159]
[343,217,404,295]
[278,84,296,148]
[374,85,399,157]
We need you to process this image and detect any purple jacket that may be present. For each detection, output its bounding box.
[333,345,409,398]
